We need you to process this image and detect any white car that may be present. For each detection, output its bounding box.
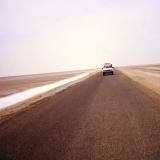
[102,63,114,76]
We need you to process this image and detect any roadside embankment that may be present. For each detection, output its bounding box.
[118,65,160,95]
[0,70,98,123]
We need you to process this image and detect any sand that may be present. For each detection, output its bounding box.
[118,64,160,95]
[0,70,91,97]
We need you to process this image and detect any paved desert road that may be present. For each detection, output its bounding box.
[0,71,160,160]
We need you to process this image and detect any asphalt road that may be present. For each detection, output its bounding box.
[0,71,160,160]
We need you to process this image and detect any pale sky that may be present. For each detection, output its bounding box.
[0,0,160,76]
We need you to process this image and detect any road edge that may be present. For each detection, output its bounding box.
[0,70,99,124]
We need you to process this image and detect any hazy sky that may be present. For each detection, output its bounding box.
[0,0,160,76]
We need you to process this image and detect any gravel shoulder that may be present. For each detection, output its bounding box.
[118,64,160,95]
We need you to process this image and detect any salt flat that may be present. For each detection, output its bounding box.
[0,70,92,97]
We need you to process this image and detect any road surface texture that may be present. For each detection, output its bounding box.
[0,71,160,160]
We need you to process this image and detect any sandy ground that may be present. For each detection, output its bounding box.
[118,64,160,95]
[0,70,91,97]
[0,71,96,123]
[0,71,160,160]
